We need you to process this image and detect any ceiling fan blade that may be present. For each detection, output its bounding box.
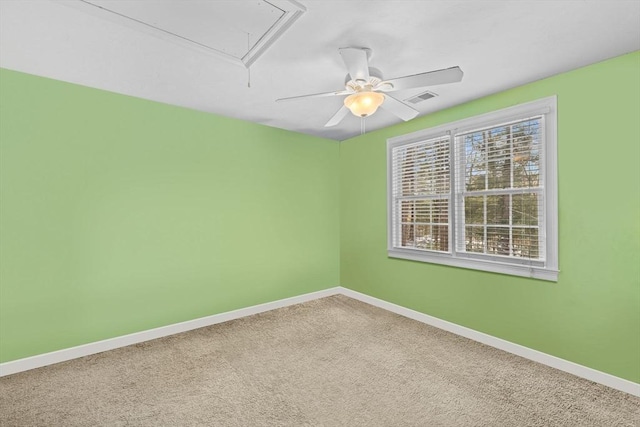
[339,47,370,82]
[324,106,350,127]
[381,66,463,92]
[276,89,351,102]
[380,95,419,121]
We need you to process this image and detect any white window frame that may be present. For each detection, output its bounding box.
[387,96,558,281]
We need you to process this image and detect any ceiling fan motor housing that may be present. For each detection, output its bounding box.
[345,67,384,91]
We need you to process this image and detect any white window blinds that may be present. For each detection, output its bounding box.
[391,135,450,252]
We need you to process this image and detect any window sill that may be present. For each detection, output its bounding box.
[387,248,559,282]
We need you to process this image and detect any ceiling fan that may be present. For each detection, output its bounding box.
[276,47,464,127]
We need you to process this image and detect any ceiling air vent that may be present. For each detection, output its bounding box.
[405,91,438,105]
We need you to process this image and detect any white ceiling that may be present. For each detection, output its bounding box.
[1,1,639,140]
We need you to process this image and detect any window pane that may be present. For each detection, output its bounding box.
[398,139,450,197]
[486,195,509,225]
[487,226,510,256]
[464,196,484,225]
[411,224,448,252]
[464,134,486,191]
[512,227,539,259]
[465,226,484,253]
[401,224,414,247]
[400,199,448,224]
[401,200,422,223]
[513,193,539,226]
[413,200,430,223]
[485,126,510,189]
[487,159,511,189]
[512,119,541,188]
[414,225,431,249]
[401,200,415,223]
[432,225,449,251]
[432,200,448,224]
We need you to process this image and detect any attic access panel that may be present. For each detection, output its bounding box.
[57,0,305,67]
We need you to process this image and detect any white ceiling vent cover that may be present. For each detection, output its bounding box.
[405,90,438,104]
[56,0,306,68]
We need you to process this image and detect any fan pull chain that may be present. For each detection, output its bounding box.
[247,33,251,88]
[361,117,366,135]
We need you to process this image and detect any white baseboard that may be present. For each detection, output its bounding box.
[0,287,341,377]
[2,285,638,397]
[339,287,640,397]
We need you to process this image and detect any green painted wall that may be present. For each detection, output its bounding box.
[0,69,340,363]
[2,52,638,384]
[340,51,640,383]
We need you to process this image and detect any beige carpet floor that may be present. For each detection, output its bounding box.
[0,295,638,426]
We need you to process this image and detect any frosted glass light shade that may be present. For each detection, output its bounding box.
[344,91,385,117]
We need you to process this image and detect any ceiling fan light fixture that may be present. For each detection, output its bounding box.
[344,91,385,117]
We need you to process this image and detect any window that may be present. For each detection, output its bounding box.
[387,97,558,281]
